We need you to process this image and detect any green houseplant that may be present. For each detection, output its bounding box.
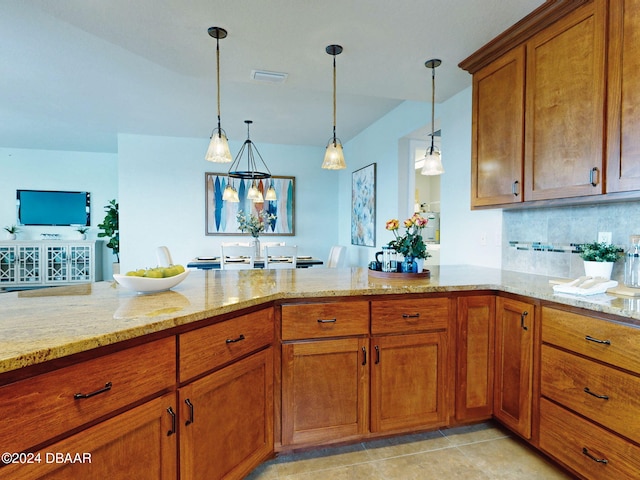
[578,241,621,279]
[97,199,119,263]
[3,225,19,240]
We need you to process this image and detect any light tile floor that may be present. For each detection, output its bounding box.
[247,422,575,479]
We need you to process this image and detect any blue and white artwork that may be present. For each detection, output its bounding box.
[205,173,295,235]
[351,163,376,247]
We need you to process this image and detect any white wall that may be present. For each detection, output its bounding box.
[438,87,502,267]
[117,134,337,273]
[0,147,118,277]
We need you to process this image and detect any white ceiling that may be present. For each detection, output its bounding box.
[0,0,544,153]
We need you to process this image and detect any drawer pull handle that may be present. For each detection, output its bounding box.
[362,346,367,366]
[225,334,245,344]
[167,407,176,436]
[317,318,337,323]
[582,447,608,464]
[585,335,611,345]
[512,180,520,196]
[74,381,112,399]
[590,167,599,187]
[584,387,609,400]
[402,313,420,319]
[185,398,195,426]
[375,345,380,364]
[520,311,529,331]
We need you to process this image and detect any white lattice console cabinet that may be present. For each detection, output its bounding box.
[0,241,103,289]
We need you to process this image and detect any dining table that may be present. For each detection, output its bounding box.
[186,255,324,270]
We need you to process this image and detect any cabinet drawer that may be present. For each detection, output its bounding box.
[542,307,640,375]
[541,345,640,444]
[0,337,175,455]
[281,301,369,340]
[179,308,274,382]
[540,398,640,480]
[371,297,449,334]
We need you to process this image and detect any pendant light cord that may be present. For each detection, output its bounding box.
[430,65,435,153]
[332,54,337,143]
[216,35,222,135]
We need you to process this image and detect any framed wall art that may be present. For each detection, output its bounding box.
[205,173,295,236]
[351,163,376,247]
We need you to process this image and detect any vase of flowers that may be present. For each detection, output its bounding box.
[236,210,277,257]
[385,214,430,273]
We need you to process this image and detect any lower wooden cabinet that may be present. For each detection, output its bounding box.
[0,393,177,480]
[179,347,274,480]
[456,295,495,421]
[281,338,369,446]
[493,296,534,439]
[370,332,448,433]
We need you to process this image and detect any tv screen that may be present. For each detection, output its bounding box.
[17,190,90,226]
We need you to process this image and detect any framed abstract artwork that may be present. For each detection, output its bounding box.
[205,173,295,236]
[351,163,376,246]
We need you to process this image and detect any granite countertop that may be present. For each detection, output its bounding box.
[2,265,640,376]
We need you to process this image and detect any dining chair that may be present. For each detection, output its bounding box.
[327,245,347,268]
[260,241,284,257]
[220,245,255,270]
[264,245,298,269]
[156,246,173,267]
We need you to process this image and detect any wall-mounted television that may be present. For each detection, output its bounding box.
[16,190,90,226]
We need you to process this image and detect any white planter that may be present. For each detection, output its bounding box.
[583,261,614,280]
[7,233,16,240]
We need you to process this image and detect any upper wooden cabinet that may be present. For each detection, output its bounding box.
[463,0,640,208]
[606,0,640,192]
[524,0,607,201]
[471,46,525,207]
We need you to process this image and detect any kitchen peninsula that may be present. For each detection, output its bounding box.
[1,266,639,480]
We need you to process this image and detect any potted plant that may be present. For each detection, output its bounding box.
[4,225,20,240]
[97,199,119,272]
[75,226,89,240]
[385,214,431,273]
[578,241,622,279]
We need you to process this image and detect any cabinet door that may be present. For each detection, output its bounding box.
[16,245,41,284]
[0,393,177,480]
[68,244,93,282]
[371,332,448,433]
[456,296,495,421]
[0,245,17,284]
[607,0,640,192]
[494,297,534,439]
[281,338,368,446]
[471,45,525,207]
[524,1,607,200]
[180,348,273,480]
[45,245,69,283]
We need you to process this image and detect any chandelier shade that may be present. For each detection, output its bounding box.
[205,26,233,163]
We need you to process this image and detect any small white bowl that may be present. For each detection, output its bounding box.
[113,270,189,294]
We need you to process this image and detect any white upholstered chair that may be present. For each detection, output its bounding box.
[327,245,347,268]
[220,245,255,270]
[156,246,173,267]
[264,245,297,269]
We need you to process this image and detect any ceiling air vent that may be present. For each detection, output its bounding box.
[251,70,288,84]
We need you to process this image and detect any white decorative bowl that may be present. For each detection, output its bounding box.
[113,270,189,294]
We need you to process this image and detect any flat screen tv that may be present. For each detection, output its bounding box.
[17,190,90,226]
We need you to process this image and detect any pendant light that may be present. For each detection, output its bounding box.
[205,27,233,163]
[322,44,346,170]
[228,120,276,202]
[421,59,444,176]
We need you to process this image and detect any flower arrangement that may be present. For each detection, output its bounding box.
[236,210,277,238]
[385,214,430,259]
[578,242,621,263]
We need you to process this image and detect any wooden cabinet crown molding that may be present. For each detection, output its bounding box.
[459,0,590,74]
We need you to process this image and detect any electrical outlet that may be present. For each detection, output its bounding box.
[598,231,612,244]
[480,232,487,246]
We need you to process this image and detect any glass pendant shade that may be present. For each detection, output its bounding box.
[420,148,444,175]
[222,183,234,201]
[247,181,260,201]
[205,131,232,163]
[322,140,346,170]
[265,183,277,201]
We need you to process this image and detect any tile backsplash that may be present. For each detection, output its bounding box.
[502,201,640,280]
